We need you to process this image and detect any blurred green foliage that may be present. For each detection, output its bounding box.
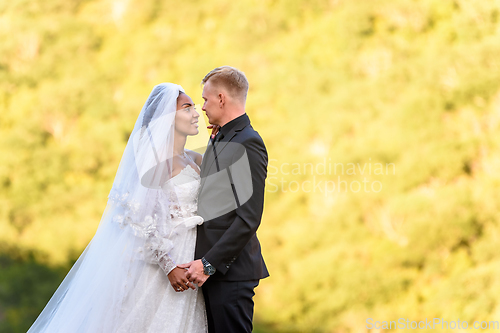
[0,244,69,333]
[2,0,500,332]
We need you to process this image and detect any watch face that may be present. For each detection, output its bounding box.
[204,265,215,275]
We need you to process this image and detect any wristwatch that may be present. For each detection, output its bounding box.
[201,257,216,276]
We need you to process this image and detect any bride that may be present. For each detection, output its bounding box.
[28,83,208,332]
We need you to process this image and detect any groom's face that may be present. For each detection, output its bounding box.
[202,81,222,125]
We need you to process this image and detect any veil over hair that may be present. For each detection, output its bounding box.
[28,83,203,332]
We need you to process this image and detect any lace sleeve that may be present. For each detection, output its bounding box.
[108,191,177,276]
[144,228,176,275]
[153,249,176,275]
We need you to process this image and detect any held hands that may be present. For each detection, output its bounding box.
[167,267,196,292]
[177,260,209,287]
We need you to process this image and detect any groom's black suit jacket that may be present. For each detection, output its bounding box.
[196,113,269,281]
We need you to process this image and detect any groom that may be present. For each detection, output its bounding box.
[179,66,269,332]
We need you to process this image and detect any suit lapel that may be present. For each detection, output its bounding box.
[200,137,213,178]
[199,137,213,190]
[204,129,237,174]
[199,115,250,193]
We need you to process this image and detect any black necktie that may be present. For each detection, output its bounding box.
[213,131,223,146]
[211,132,222,171]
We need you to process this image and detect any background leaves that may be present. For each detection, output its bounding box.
[2,0,500,331]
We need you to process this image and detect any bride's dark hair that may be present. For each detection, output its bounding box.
[141,85,166,131]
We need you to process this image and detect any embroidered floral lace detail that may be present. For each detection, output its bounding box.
[162,164,201,221]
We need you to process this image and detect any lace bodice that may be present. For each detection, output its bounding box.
[161,164,201,222]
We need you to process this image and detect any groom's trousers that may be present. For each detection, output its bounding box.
[202,279,259,333]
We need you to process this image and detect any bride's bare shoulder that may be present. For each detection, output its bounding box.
[185,149,202,167]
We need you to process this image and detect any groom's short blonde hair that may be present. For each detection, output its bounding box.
[202,66,249,102]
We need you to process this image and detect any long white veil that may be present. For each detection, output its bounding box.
[28,83,204,333]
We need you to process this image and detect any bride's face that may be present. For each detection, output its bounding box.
[175,93,199,136]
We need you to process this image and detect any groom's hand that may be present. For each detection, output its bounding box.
[177,260,209,286]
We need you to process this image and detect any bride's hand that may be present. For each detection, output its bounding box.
[167,267,195,292]
[208,125,220,139]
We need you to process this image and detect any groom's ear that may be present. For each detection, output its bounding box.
[219,93,225,107]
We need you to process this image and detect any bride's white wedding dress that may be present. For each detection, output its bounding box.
[28,83,208,333]
[115,164,207,332]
